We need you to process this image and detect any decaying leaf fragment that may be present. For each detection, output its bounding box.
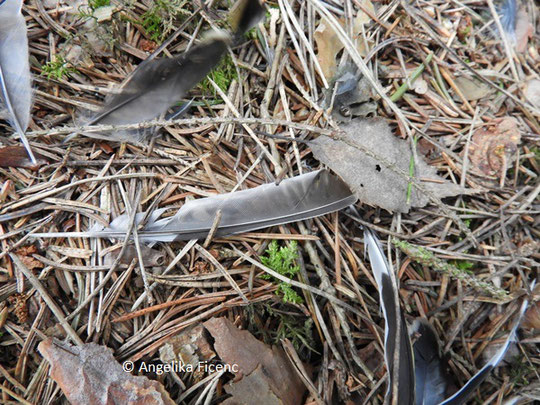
[159,324,215,380]
[324,66,377,123]
[468,117,521,177]
[38,339,175,405]
[454,76,494,101]
[311,118,468,213]
[203,317,306,405]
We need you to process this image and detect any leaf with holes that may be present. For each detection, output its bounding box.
[310,118,470,213]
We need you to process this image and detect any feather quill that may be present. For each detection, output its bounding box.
[0,0,36,163]
[364,229,415,405]
[77,0,266,142]
[32,170,357,241]
[410,319,448,405]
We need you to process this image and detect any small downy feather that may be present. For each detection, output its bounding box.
[410,319,448,405]
[364,229,415,405]
[0,0,36,163]
[32,170,357,241]
[77,0,266,143]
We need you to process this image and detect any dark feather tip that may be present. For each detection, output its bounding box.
[229,0,267,37]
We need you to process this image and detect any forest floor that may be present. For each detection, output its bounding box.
[0,0,539,404]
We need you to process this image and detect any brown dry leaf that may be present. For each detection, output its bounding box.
[38,339,175,405]
[314,1,374,80]
[310,118,469,213]
[469,117,521,177]
[222,365,282,405]
[203,317,305,405]
[523,301,540,330]
[0,146,47,169]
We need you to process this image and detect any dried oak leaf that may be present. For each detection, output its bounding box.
[310,118,468,213]
[314,0,374,80]
[468,117,521,177]
[38,339,175,405]
[203,317,305,405]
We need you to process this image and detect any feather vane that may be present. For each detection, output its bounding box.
[364,229,416,405]
[78,0,266,142]
[32,170,357,241]
[0,0,35,163]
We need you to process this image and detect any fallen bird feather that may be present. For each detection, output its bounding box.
[32,170,357,242]
[410,319,448,405]
[364,229,415,405]
[439,288,532,405]
[73,0,266,142]
[0,0,36,163]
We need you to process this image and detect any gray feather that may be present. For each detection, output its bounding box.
[440,290,532,405]
[365,230,415,405]
[82,32,230,142]
[77,0,266,143]
[411,319,447,405]
[0,0,36,163]
[32,170,357,241]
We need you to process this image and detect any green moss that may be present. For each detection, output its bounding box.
[245,303,316,358]
[89,0,110,9]
[140,0,190,42]
[260,240,303,304]
[198,54,237,98]
[41,56,76,80]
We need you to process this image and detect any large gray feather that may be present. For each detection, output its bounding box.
[364,229,415,405]
[32,170,357,241]
[77,0,266,142]
[0,0,36,163]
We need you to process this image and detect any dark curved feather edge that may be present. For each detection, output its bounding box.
[364,229,415,405]
[439,286,533,405]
